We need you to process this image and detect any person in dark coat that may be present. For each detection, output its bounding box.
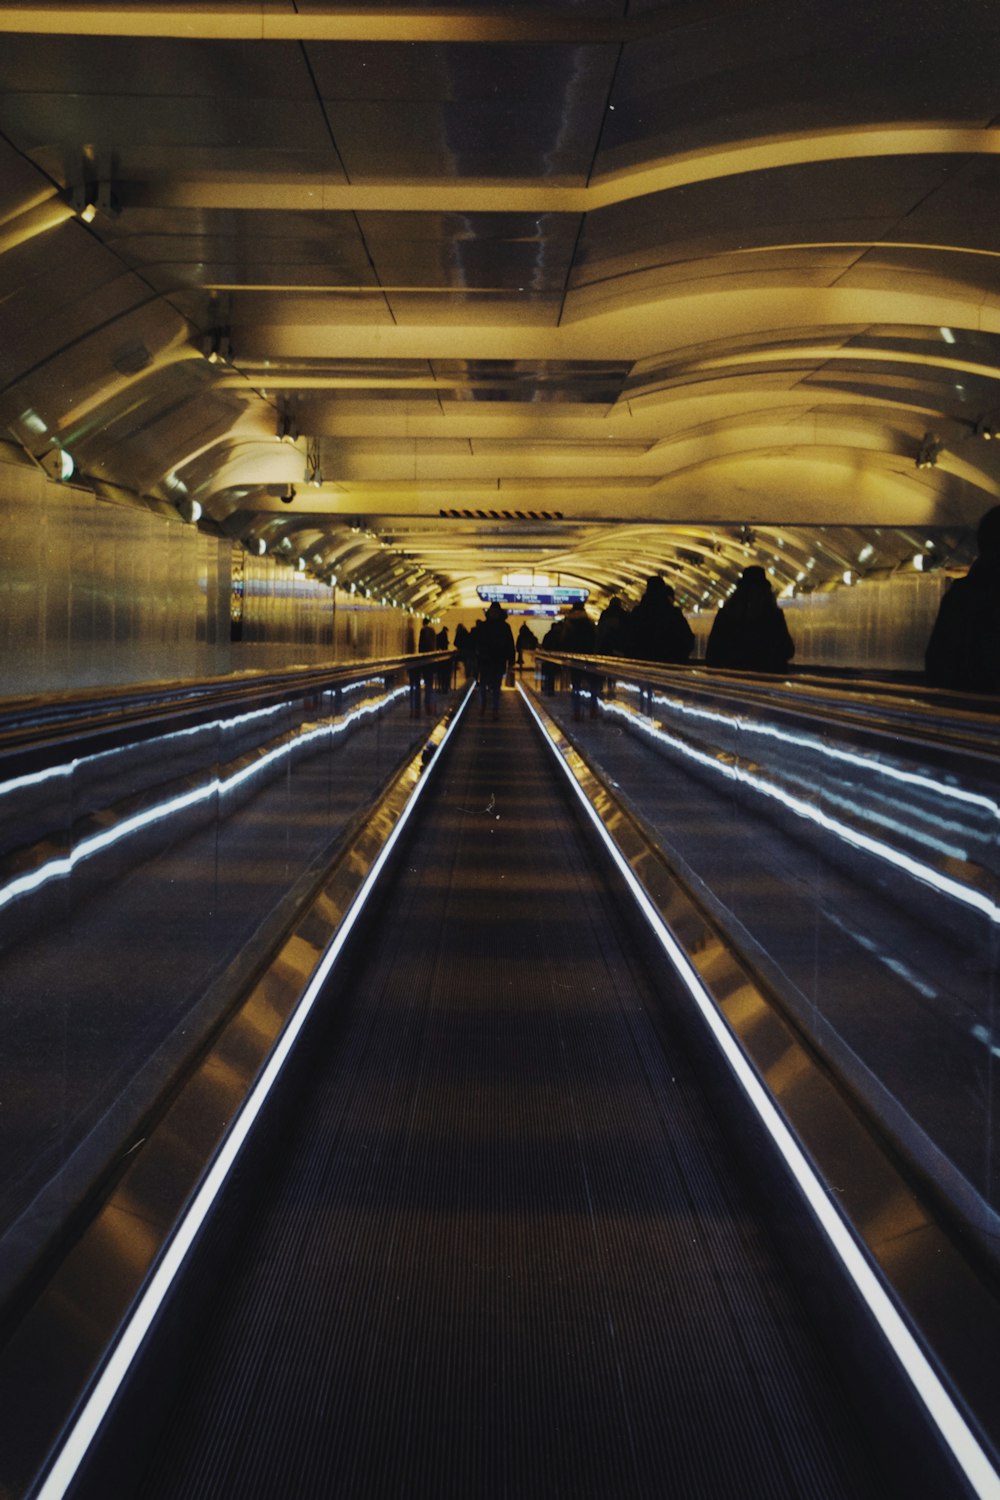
[539,613,564,695]
[475,601,516,717]
[418,617,438,712]
[926,506,1000,692]
[515,621,537,670]
[596,596,629,657]
[560,599,598,717]
[706,565,794,672]
[435,625,452,692]
[454,620,475,682]
[625,576,694,664]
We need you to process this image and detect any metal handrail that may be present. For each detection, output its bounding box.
[0,652,455,771]
[538,650,1000,768]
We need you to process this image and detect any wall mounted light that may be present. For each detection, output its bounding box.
[39,447,74,481]
[305,438,323,486]
[916,433,944,469]
[280,486,296,505]
[71,187,98,224]
[276,405,298,443]
[203,330,232,365]
[975,415,998,441]
[177,498,202,525]
[69,175,119,223]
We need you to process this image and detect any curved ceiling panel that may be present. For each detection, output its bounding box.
[0,2,998,612]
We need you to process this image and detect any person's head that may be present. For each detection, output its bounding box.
[486,600,504,619]
[738,565,770,592]
[977,506,1000,559]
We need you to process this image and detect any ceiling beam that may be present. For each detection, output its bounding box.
[0,2,754,43]
[125,125,1000,217]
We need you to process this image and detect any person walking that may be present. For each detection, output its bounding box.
[515,620,537,671]
[706,566,794,672]
[560,598,598,718]
[475,602,516,717]
[625,576,694,664]
[926,505,1000,692]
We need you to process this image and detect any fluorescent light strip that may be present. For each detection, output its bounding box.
[0,700,290,802]
[0,689,407,914]
[614,679,1000,820]
[601,698,1000,924]
[0,678,392,806]
[36,683,474,1500]
[519,685,1000,1500]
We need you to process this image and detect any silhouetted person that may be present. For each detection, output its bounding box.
[515,621,537,669]
[596,596,629,656]
[405,620,421,715]
[454,620,475,682]
[926,506,1000,692]
[435,625,452,691]
[625,576,694,664]
[706,565,794,672]
[418,617,437,712]
[560,599,598,717]
[540,614,565,695]
[475,601,516,717]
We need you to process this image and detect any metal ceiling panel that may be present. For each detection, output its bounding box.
[576,157,970,288]
[107,209,377,292]
[309,41,615,180]
[0,2,999,611]
[358,210,581,293]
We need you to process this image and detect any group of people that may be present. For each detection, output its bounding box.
[443,568,796,721]
[537,568,795,676]
[410,507,1000,722]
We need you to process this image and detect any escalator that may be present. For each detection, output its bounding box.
[55,690,974,1498]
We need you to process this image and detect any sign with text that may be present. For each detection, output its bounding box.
[476,585,588,606]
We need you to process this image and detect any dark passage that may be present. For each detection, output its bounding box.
[127,691,931,1499]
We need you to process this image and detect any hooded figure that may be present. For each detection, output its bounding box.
[625,576,694,663]
[475,601,516,716]
[926,506,1000,692]
[706,566,794,672]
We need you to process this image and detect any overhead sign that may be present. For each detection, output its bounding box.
[477,585,588,606]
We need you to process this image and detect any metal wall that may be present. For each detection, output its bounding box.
[0,452,413,694]
[0,455,229,693]
[779,573,948,672]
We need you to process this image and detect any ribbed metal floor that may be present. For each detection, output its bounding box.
[131,691,913,1499]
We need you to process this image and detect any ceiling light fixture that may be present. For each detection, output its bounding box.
[916,433,944,470]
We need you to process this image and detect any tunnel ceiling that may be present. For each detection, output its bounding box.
[1,2,1000,611]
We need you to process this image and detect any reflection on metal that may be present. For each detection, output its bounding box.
[519,682,1000,1500]
[0,686,407,917]
[602,686,999,924]
[18,685,474,1500]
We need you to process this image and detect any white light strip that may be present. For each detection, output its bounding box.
[518,686,1000,1500]
[614,678,1000,820]
[0,677,393,805]
[0,699,290,801]
[601,698,1000,924]
[35,685,474,1500]
[0,689,407,914]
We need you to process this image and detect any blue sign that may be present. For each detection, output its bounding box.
[477,585,588,606]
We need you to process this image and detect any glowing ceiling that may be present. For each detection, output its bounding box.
[0,2,999,610]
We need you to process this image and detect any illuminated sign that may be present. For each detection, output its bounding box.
[477,585,588,606]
